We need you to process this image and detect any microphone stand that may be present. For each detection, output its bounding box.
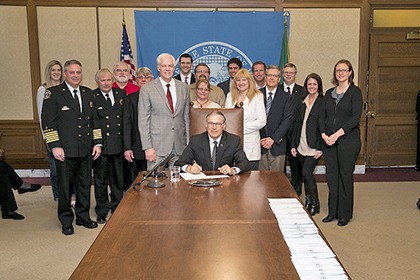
[131,153,174,190]
[147,169,166,188]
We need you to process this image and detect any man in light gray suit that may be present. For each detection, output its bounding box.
[138,53,190,169]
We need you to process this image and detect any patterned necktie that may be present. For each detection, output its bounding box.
[184,76,188,84]
[266,92,273,115]
[166,84,174,113]
[105,93,112,107]
[287,86,291,95]
[211,141,218,170]
[73,89,81,112]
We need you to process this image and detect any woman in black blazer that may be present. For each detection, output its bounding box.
[319,59,363,227]
[290,73,324,216]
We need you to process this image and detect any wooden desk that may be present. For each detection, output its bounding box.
[71,171,308,279]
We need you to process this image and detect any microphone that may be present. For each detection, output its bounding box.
[133,153,175,190]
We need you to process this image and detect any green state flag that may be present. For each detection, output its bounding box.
[279,14,289,83]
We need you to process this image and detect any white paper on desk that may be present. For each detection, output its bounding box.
[180,173,229,181]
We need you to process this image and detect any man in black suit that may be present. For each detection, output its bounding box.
[92,69,125,224]
[175,111,250,175]
[217,58,242,96]
[1,151,41,220]
[42,59,102,235]
[281,63,306,195]
[174,53,195,85]
[260,65,294,172]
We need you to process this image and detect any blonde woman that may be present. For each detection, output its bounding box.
[225,69,266,170]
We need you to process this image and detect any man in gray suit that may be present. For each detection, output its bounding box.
[138,53,190,169]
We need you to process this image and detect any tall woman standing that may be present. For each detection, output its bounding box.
[319,59,363,226]
[225,69,266,170]
[36,60,64,201]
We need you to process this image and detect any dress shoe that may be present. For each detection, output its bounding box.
[2,211,25,220]
[76,219,98,229]
[62,225,74,235]
[322,215,335,223]
[337,218,350,226]
[17,184,41,194]
[97,216,107,224]
[309,200,320,216]
[304,198,311,210]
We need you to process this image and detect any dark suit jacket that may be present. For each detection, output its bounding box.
[319,84,363,141]
[174,73,196,85]
[174,131,250,173]
[93,88,125,155]
[282,83,306,143]
[260,86,294,156]
[217,79,231,96]
[123,91,145,160]
[290,95,323,151]
[41,82,102,157]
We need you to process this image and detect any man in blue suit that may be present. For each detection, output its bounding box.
[259,65,294,172]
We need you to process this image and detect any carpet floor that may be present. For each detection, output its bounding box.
[1,179,419,279]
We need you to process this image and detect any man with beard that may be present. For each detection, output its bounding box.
[112,61,139,95]
[189,63,225,107]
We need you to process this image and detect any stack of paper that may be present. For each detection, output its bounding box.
[268,198,348,280]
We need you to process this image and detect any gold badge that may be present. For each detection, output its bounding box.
[44,90,51,99]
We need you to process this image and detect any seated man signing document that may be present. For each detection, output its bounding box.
[175,111,250,175]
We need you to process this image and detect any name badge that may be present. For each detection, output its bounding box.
[62,106,70,111]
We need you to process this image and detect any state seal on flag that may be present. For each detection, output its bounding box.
[175,41,252,85]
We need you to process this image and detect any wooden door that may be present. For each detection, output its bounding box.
[366,32,420,166]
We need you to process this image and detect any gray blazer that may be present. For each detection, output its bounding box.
[138,78,190,157]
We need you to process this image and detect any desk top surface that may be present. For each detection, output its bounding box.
[71,171,302,279]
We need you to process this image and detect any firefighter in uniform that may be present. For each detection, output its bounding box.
[41,59,102,235]
[92,69,125,224]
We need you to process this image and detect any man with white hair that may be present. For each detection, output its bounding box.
[138,53,190,168]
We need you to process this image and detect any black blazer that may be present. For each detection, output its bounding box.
[291,95,323,151]
[174,131,250,173]
[260,86,294,156]
[93,88,125,155]
[174,73,196,85]
[41,82,102,157]
[123,91,146,160]
[281,83,306,143]
[217,79,231,96]
[319,84,363,141]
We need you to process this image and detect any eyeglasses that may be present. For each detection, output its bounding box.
[115,69,129,73]
[197,87,209,92]
[207,122,224,127]
[137,75,152,80]
[283,71,296,75]
[335,69,349,74]
[266,74,280,78]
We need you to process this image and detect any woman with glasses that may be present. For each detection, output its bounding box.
[192,79,221,109]
[290,73,324,216]
[319,59,363,227]
[225,69,266,170]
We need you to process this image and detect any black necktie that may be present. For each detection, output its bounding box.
[266,92,273,115]
[105,93,112,107]
[287,86,291,95]
[211,141,218,170]
[184,76,188,84]
[73,89,81,112]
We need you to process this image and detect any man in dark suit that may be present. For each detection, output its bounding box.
[175,111,250,175]
[281,63,306,195]
[139,53,190,169]
[174,53,195,85]
[217,58,242,96]
[260,65,294,172]
[92,68,125,224]
[42,59,102,235]
[123,67,153,187]
[1,151,41,220]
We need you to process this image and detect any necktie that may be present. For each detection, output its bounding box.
[287,86,291,95]
[266,92,273,115]
[105,93,112,107]
[73,89,81,112]
[184,76,188,84]
[166,84,174,113]
[211,141,218,170]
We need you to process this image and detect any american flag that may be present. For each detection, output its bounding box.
[120,21,136,84]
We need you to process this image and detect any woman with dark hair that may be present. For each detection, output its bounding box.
[192,79,221,109]
[319,59,363,226]
[290,73,324,216]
